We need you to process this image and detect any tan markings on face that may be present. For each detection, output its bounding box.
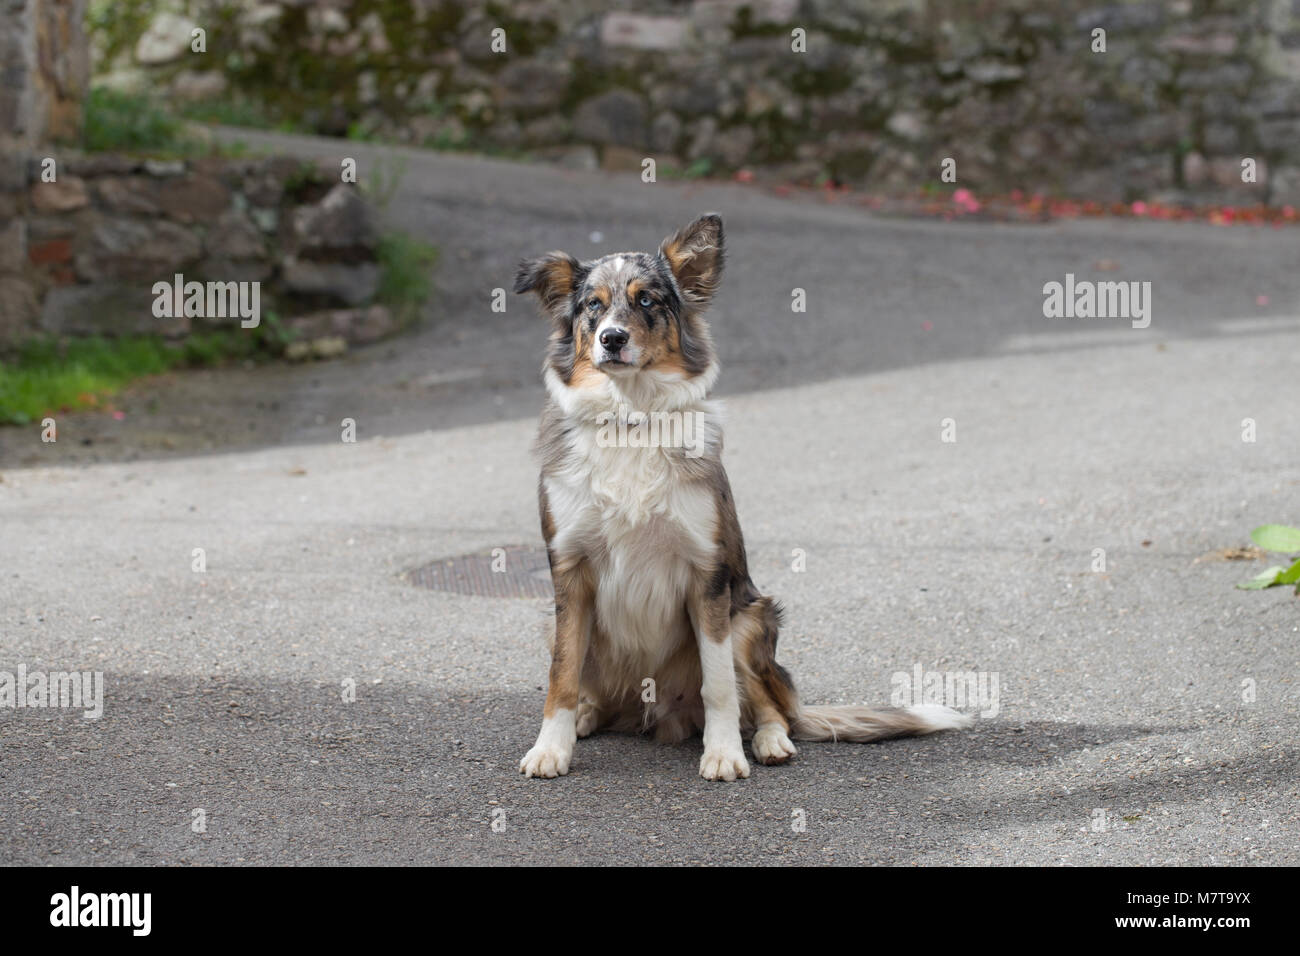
[635,303,683,372]
[585,257,682,372]
[568,324,605,390]
[586,284,615,358]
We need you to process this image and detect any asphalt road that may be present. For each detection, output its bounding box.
[6,128,1300,465]
[1,131,1298,865]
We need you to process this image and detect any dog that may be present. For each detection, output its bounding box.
[513,213,970,781]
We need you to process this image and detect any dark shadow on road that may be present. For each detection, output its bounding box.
[2,671,1283,865]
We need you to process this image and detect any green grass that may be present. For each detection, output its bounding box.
[82,87,191,154]
[82,86,251,158]
[376,233,438,323]
[0,336,177,425]
[0,321,294,426]
[1,227,436,425]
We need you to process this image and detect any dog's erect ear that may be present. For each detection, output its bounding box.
[514,252,584,327]
[659,213,725,309]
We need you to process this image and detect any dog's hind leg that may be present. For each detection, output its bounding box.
[575,697,603,738]
[732,597,800,765]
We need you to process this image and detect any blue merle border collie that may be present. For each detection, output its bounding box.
[513,213,969,781]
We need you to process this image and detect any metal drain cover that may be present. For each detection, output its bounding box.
[404,546,553,599]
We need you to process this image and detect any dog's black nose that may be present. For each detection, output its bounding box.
[599,328,629,351]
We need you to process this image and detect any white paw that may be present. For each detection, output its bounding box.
[751,724,797,765]
[699,740,750,781]
[519,744,572,778]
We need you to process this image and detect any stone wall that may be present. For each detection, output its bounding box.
[1,0,89,160]
[97,0,1300,205]
[0,152,396,351]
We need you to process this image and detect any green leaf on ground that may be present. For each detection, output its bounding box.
[1237,566,1286,590]
[1276,559,1300,586]
[1250,524,1300,553]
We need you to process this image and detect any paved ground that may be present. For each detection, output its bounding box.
[2,131,1299,865]
[7,127,1300,465]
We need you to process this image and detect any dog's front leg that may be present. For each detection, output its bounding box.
[520,560,592,779]
[690,589,750,782]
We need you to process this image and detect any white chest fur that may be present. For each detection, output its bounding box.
[545,434,717,663]
[542,368,723,665]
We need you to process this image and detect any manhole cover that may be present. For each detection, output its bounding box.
[404,546,554,599]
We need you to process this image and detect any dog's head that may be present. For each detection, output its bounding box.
[514,213,725,387]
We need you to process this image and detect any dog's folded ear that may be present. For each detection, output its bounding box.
[659,213,725,310]
[514,252,584,327]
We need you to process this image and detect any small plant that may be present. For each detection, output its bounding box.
[283,161,330,202]
[82,87,248,158]
[684,157,714,179]
[362,155,409,213]
[659,158,715,182]
[376,233,438,324]
[1236,525,1300,593]
[83,87,189,154]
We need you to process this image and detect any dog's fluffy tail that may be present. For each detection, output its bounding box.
[791,703,972,743]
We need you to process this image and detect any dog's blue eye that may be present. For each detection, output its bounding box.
[588,299,601,311]
[638,294,653,308]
